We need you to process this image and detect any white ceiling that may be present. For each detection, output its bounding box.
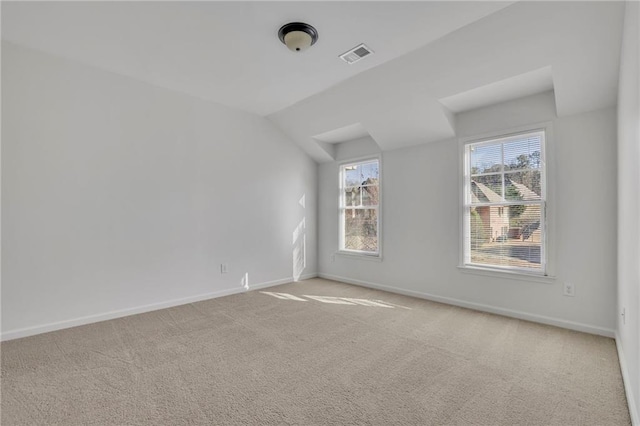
[438,67,554,114]
[269,1,625,161]
[1,1,512,116]
[314,123,370,144]
[2,1,625,163]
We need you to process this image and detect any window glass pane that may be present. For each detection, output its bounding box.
[505,171,542,200]
[344,185,379,207]
[343,161,379,188]
[344,165,361,187]
[344,188,359,206]
[344,209,378,252]
[470,144,502,174]
[341,159,380,254]
[470,175,503,204]
[360,161,379,182]
[465,130,545,273]
[469,204,542,270]
[504,136,542,170]
[361,185,379,206]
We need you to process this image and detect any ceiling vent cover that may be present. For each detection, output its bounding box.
[339,43,374,64]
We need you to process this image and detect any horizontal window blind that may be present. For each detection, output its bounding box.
[464,131,546,274]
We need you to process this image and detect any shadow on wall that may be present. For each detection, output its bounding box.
[293,194,306,281]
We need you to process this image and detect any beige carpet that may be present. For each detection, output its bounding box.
[1,278,631,425]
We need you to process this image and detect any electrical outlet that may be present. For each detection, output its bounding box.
[563,282,575,297]
[621,308,626,325]
[220,263,228,274]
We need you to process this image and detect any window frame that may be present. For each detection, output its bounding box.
[338,156,382,258]
[459,125,554,278]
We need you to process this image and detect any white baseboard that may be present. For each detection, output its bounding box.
[297,273,319,281]
[1,274,315,342]
[318,273,615,338]
[616,332,639,425]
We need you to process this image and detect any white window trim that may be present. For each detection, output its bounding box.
[338,155,382,259]
[334,250,383,262]
[458,122,556,281]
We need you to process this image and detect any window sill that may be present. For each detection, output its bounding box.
[335,251,383,262]
[457,265,555,284]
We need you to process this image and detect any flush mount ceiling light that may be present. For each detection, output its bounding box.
[278,22,318,52]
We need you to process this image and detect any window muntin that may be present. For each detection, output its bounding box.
[339,159,380,255]
[464,131,546,274]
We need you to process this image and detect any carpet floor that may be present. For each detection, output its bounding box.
[1,278,631,425]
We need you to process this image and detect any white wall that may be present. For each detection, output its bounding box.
[1,42,317,338]
[319,91,618,336]
[617,1,640,423]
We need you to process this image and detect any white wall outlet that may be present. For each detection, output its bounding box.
[621,308,626,325]
[220,263,228,274]
[563,282,575,297]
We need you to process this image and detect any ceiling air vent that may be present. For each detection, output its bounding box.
[339,43,374,64]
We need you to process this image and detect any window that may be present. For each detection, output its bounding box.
[339,159,380,256]
[463,130,546,274]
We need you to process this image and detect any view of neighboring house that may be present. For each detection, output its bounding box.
[345,177,378,209]
[510,180,542,243]
[343,177,379,252]
[471,180,541,243]
[471,181,510,242]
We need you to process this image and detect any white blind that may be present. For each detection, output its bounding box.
[464,131,546,273]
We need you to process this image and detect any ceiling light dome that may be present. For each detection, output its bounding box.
[278,22,318,52]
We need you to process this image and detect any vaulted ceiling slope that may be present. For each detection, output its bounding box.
[269,1,625,162]
[2,2,624,163]
[1,1,511,116]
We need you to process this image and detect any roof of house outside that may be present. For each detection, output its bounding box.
[471,181,503,203]
[509,180,540,200]
[472,180,540,205]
